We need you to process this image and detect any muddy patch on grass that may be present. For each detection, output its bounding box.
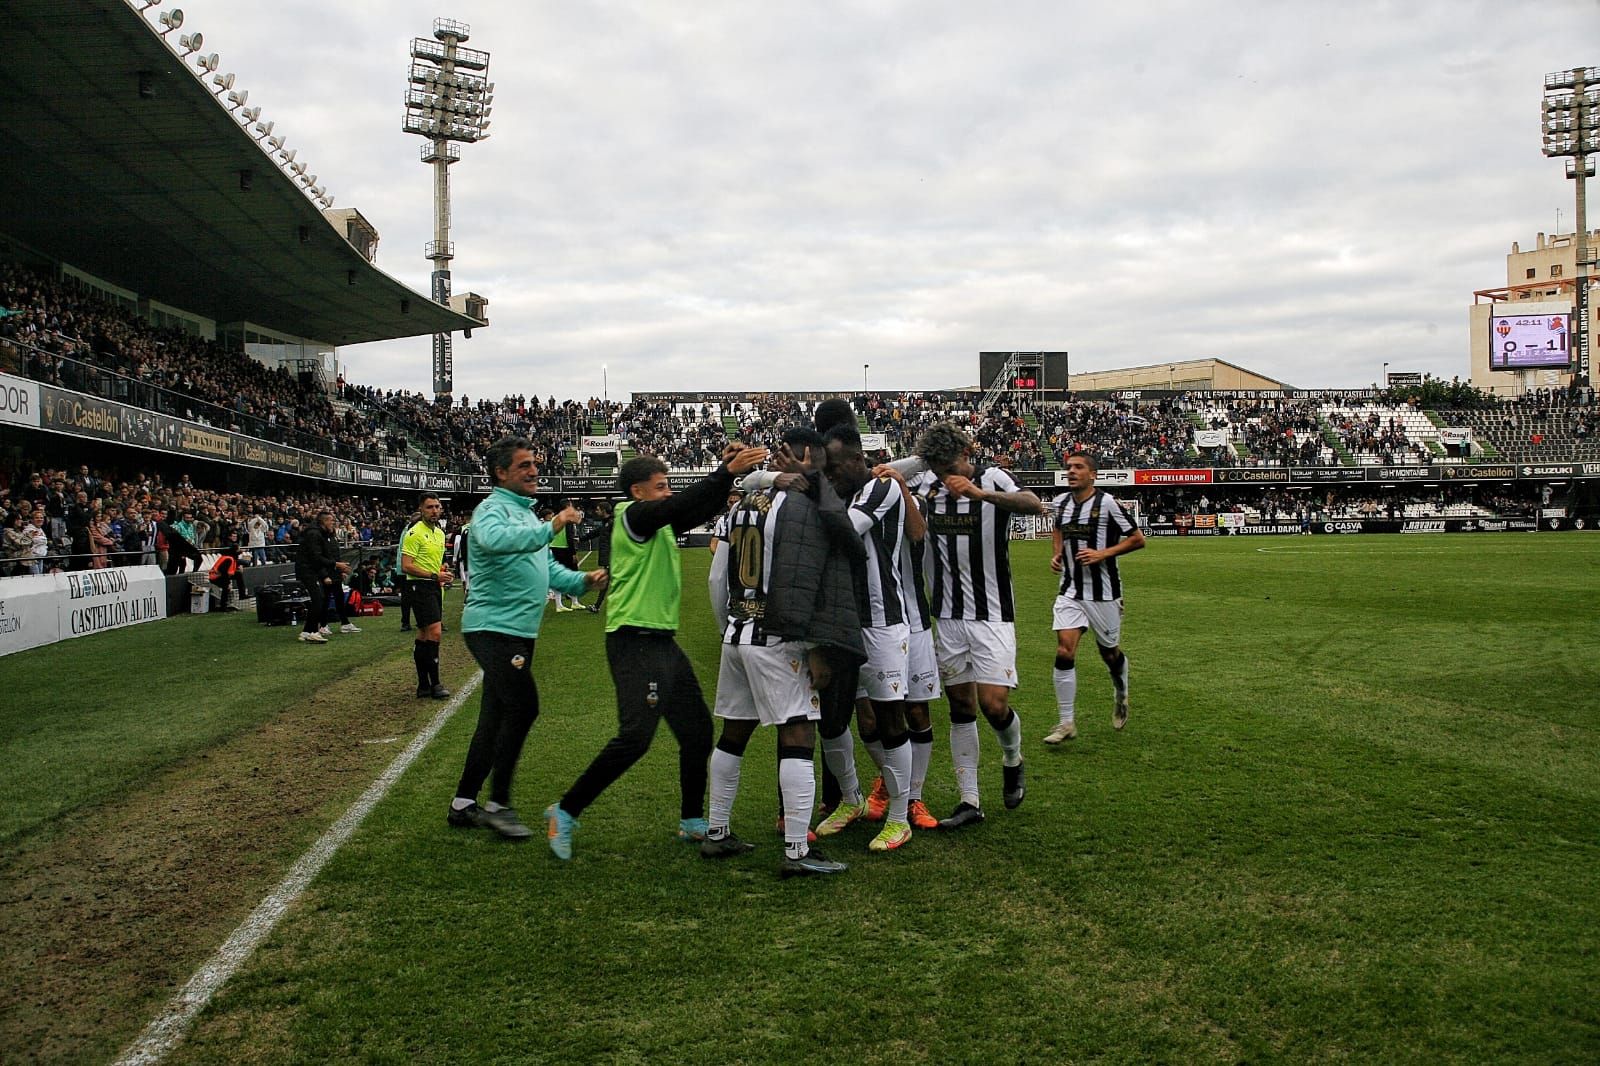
[0,637,477,1064]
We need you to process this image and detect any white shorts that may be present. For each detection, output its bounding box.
[907,625,941,703]
[713,640,820,726]
[934,618,1018,689]
[1053,596,1124,649]
[855,623,910,702]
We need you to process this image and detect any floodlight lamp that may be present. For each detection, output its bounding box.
[279,148,297,164]
[133,0,160,10]
[196,52,219,73]
[301,173,318,187]
[158,9,183,35]
[322,194,334,207]
[226,88,248,110]
[266,134,285,151]
[310,184,325,198]
[177,32,202,55]
[212,71,234,93]
[240,106,261,124]
[254,119,274,138]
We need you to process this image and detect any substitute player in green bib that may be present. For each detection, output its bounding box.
[546,441,767,859]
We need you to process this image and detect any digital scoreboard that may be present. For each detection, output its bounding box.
[1489,313,1571,370]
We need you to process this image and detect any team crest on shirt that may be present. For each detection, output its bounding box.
[899,641,908,654]
[788,658,801,673]
[891,682,900,693]
[925,682,935,694]
[1005,668,1014,678]
[810,694,821,708]
[646,682,659,708]
[510,654,527,670]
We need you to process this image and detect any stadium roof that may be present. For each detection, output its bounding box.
[0,0,484,346]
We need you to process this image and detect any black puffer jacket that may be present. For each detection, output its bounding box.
[761,475,867,665]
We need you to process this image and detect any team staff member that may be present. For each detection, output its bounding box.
[449,439,606,841]
[402,494,454,698]
[296,510,354,644]
[1046,451,1144,741]
[545,441,768,860]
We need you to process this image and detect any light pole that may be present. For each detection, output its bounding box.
[404,18,493,401]
[602,364,608,407]
[1542,65,1598,387]
[1383,361,1389,389]
[863,363,870,393]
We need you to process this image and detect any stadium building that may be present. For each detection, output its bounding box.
[1470,228,1599,397]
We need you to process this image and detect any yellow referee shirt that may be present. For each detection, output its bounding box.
[402,520,446,581]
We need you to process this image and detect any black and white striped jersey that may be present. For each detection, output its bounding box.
[720,491,788,646]
[898,506,931,634]
[1054,490,1135,601]
[848,476,907,629]
[917,465,1021,623]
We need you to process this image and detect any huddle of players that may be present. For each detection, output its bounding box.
[446,403,1145,880]
[695,400,1145,876]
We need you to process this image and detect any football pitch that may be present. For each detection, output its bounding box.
[2,535,1597,1064]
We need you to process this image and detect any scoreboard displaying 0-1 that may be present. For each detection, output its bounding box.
[1489,313,1571,370]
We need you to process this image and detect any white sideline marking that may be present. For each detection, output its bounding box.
[114,671,484,1066]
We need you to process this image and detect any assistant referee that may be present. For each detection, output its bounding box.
[402,494,453,699]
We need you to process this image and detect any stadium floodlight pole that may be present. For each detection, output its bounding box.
[602,363,608,406]
[864,363,869,392]
[404,18,492,402]
[1541,65,1599,388]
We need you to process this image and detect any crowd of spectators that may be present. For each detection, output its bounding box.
[0,460,438,578]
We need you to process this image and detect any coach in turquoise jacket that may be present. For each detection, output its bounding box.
[449,436,608,841]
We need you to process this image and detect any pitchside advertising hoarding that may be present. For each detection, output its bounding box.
[22,380,484,494]
[1489,313,1571,370]
[0,565,167,657]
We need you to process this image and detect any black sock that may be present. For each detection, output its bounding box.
[414,641,429,688]
[428,640,442,687]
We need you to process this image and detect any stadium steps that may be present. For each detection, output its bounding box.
[1232,438,1254,460]
[1022,412,1061,469]
[1317,415,1358,467]
[1424,409,1503,461]
[857,415,872,434]
[721,415,741,440]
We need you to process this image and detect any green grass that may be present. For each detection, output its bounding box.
[0,599,458,846]
[6,536,1600,1063]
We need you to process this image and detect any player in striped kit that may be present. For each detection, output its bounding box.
[1045,451,1145,742]
[912,423,1045,829]
[813,427,925,852]
[864,494,941,831]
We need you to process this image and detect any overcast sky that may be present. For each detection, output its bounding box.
[174,0,1595,400]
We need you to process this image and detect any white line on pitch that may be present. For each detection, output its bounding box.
[114,671,484,1066]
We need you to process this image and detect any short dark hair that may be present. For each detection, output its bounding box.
[618,455,668,495]
[813,398,856,435]
[782,425,826,459]
[485,436,532,481]
[1065,450,1099,472]
[419,492,441,507]
[822,424,861,450]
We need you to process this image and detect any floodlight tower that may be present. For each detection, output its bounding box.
[1541,65,1599,387]
[404,18,493,401]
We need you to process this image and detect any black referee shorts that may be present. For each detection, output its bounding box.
[409,580,443,627]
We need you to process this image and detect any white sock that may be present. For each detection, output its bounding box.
[951,719,980,807]
[451,796,475,811]
[908,729,933,802]
[994,709,1023,768]
[1052,667,1077,726]
[864,737,886,775]
[881,740,911,823]
[484,801,505,813]
[708,748,742,835]
[779,756,814,857]
[1111,653,1130,696]
[821,731,861,806]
